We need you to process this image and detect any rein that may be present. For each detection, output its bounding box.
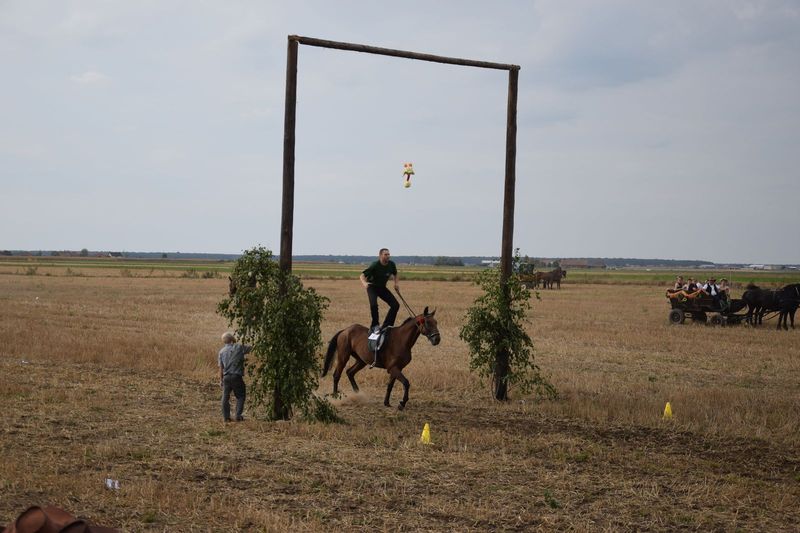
[395,288,416,318]
[395,288,439,342]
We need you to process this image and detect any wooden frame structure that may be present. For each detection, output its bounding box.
[280,35,519,281]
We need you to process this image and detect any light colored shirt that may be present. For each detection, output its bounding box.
[703,283,719,296]
[218,343,252,377]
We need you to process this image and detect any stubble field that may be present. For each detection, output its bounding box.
[1,271,799,531]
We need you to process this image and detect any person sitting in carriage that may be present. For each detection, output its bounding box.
[718,278,731,311]
[686,278,698,292]
[674,276,685,290]
[703,278,722,308]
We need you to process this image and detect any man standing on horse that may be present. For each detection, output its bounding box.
[360,248,400,334]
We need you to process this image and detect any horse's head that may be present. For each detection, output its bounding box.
[418,306,440,346]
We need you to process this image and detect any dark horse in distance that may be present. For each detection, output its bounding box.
[540,267,567,289]
[742,283,800,330]
[775,284,800,330]
[322,307,440,410]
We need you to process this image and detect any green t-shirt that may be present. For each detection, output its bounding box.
[362,260,397,288]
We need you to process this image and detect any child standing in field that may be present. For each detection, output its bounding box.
[218,332,252,422]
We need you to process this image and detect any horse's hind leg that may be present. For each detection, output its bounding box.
[332,351,349,396]
[346,358,366,392]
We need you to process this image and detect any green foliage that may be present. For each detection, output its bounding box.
[459,251,556,399]
[217,246,338,422]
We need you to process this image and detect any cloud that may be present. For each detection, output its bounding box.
[70,70,109,85]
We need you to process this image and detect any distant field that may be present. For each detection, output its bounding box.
[2,256,799,286]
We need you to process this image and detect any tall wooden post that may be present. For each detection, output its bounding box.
[280,37,298,274]
[278,35,521,408]
[274,36,298,420]
[494,66,519,401]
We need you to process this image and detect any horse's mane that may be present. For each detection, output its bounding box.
[399,316,417,326]
[746,283,760,290]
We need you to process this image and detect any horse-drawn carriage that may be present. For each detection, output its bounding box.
[665,290,747,326]
[517,264,566,289]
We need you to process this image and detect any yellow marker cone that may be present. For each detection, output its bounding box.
[420,423,431,444]
[663,402,673,419]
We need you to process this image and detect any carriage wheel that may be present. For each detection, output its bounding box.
[709,314,724,326]
[668,309,685,324]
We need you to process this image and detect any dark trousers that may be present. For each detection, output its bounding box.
[222,374,246,421]
[367,285,399,329]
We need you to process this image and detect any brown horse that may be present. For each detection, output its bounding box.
[540,267,566,289]
[321,307,440,410]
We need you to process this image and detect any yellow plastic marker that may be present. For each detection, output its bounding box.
[663,402,673,419]
[420,423,431,444]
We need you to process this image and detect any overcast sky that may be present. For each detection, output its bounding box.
[2,1,798,263]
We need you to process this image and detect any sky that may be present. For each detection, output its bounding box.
[1,1,799,264]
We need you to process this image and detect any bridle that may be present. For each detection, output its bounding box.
[415,315,440,343]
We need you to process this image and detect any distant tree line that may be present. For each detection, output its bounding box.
[434,256,464,266]
[0,250,764,269]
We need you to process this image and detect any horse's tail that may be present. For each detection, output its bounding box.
[321,330,343,377]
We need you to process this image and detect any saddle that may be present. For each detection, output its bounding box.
[367,328,390,368]
[2,505,118,533]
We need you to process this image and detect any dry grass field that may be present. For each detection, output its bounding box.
[1,271,799,531]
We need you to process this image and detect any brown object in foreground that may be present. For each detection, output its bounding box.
[2,506,117,533]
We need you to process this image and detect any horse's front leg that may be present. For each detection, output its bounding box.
[779,310,788,331]
[384,376,396,407]
[389,367,411,410]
